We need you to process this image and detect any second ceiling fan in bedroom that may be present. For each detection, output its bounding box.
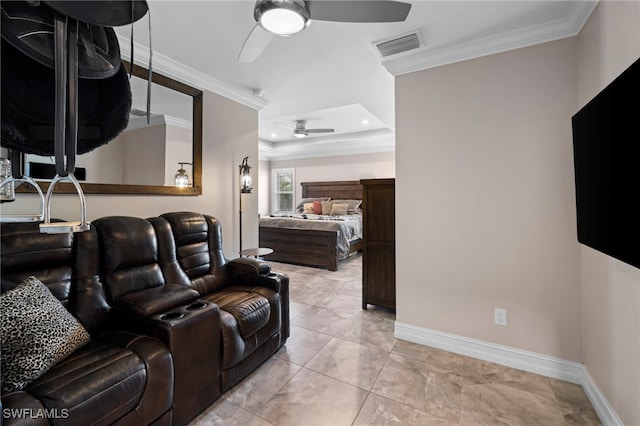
[238,0,412,62]
[278,119,334,138]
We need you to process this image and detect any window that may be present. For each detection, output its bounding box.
[271,168,294,213]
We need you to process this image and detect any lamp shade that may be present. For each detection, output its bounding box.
[239,157,252,193]
[174,162,191,187]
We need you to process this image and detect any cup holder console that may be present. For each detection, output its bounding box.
[155,299,215,324]
[146,298,220,423]
[161,311,185,320]
[186,301,207,311]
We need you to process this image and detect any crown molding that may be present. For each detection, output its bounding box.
[164,116,192,129]
[383,0,598,76]
[117,35,268,111]
[126,114,191,131]
[259,129,395,161]
[126,114,165,131]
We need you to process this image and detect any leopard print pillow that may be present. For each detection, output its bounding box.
[1,276,91,395]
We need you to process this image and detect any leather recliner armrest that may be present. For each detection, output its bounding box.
[114,284,200,318]
[227,257,291,294]
[1,392,49,426]
[228,257,271,275]
[228,268,288,294]
[98,330,174,425]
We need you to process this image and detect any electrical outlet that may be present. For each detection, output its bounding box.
[494,308,507,326]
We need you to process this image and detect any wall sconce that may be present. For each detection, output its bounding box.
[239,157,252,193]
[175,162,192,187]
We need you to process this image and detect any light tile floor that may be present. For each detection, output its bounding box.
[190,254,602,426]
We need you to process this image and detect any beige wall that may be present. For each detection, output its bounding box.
[1,90,259,259]
[25,123,193,187]
[577,1,640,424]
[258,159,271,216]
[396,38,582,361]
[165,126,193,186]
[265,151,395,214]
[123,125,166,186]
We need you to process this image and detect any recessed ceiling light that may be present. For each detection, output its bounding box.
[362,119,370,125]
[271,133,277,138]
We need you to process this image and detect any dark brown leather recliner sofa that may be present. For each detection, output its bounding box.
[1,211,290,426]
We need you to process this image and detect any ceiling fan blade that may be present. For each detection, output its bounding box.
[238,23,275,63]
[307,128,335,133]
[276,122,295,130]
[306,1,411,23]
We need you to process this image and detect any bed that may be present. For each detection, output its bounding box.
[259,180,364,271]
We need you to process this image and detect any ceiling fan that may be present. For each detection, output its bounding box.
[278,119,335,138]
[238,0,412,62]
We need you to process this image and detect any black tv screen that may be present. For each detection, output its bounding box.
[27,162,86,181]
[571,57,639,269]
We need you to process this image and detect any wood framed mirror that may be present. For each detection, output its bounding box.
[18,61,203,195]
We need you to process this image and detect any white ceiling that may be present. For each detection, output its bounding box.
[115,0,596,160]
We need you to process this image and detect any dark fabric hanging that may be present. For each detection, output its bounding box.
[0,0,148,156]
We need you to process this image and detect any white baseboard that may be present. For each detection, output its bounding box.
[580,368,624,426]
[394,321,623,426]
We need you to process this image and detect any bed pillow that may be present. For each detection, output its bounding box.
[331,199,362,213]
[330,203,349,216]
[303,202,315,214]
[321,201,333,215]
[296,197,331,213]
[1,276,91,394]
[313,200,322,214]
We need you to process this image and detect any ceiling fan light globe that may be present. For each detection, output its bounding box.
[293,131,307,138]
[256,1,310,36]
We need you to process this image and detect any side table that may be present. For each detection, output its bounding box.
[239,247,273,258]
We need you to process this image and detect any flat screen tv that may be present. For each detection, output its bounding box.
[571,57,639,269]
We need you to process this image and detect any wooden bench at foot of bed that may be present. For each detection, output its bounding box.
[259,226,362,271]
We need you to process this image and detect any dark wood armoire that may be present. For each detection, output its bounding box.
[360,178,395,310]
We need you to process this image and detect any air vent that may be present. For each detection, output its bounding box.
[375,32,421,58]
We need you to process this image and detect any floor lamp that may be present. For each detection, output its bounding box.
[239,156,252,256]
